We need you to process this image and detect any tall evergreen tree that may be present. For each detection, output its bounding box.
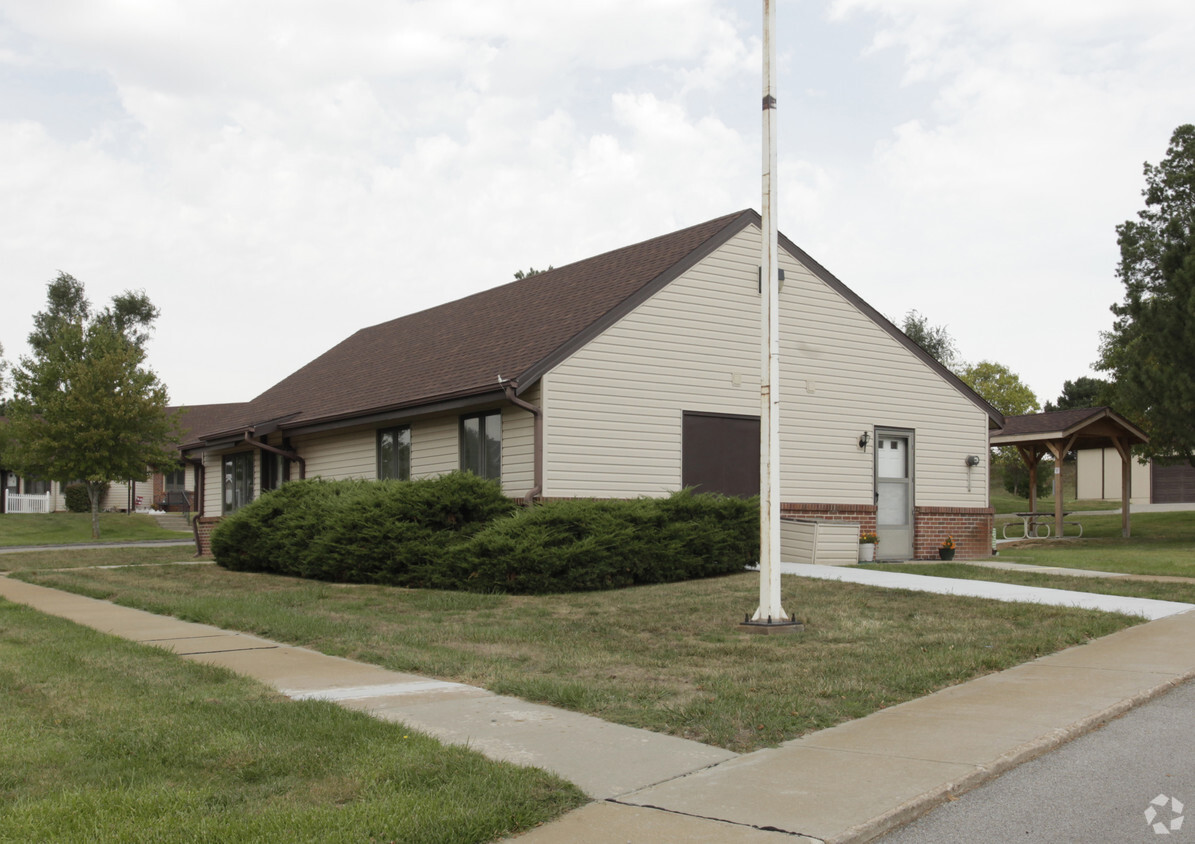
[1098,124,1195,464]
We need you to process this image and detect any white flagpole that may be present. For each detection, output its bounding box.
[753,0,787,624]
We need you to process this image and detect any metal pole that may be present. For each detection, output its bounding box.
[753,0,787,623]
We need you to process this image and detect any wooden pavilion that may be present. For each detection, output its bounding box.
[990,407,1149,538]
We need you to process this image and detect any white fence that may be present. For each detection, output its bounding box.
[3,491,52,514]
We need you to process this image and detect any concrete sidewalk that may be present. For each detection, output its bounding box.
[2,574,1195,843]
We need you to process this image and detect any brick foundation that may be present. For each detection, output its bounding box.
[780,502,877,534]
[193,516,222,557]
[913,505,993,560]
[781,501,992,560]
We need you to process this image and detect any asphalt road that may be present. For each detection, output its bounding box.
[879,677,1195,843]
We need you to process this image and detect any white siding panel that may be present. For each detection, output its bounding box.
[545,224,991,507]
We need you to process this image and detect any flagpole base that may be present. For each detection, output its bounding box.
[739,615,803,635]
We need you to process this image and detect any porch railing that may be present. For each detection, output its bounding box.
[3,491,53,514]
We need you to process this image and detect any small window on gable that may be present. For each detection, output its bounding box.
[460,411,501,481]
[377,425,411,481]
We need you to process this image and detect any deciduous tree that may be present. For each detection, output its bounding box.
[1097,124,1195,465]
[4,273,179,538]
[900,309,959,370]
[958,361,1043,497]
[957,360,1040,417]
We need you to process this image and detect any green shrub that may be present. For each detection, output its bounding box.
[64,483,107,513]
[212,476,757,594]
[450,491,757,593]
[211,473,517,583]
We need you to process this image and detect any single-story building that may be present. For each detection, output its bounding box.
[0,404,243,515]
[182,210,1003,561]
[1077,451,1195,506]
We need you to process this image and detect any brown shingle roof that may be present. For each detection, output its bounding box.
[187,208,1002,444]
[991,407,1148,449]
[195,210,754,440]
[169,403,249,447]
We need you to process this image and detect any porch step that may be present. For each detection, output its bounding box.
[152,512,192,532]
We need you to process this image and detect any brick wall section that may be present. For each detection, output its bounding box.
[193,516,222,557]
[780,502,877,536]
[913,506,993,560]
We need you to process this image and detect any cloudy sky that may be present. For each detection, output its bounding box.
[1,0,1191,409]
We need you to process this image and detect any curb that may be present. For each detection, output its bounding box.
[833,668,1195,844]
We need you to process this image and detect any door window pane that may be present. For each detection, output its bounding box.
[222,453,254,514]
[877,437,908,479]
[877,483,909,526]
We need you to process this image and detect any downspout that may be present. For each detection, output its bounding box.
[242,432,306,479]
[499,376,542,505]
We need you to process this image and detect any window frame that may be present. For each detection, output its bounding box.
[260,450,290,492]
[222,452,255,515]
[459,411,501,481]
[376,425,412,481]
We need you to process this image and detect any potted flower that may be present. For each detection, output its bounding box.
[859,531,878,562]
[939,536,956,561]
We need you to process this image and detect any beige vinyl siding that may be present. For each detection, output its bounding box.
[1075,447,1151,505]
[295,428,375,479]
[544,230,759,498]
[410,415,458,479]
[779,519,862,566]
[545,224,991,507]
[780,519,817,564]
[104,477,152,511]
[502,385,537,497]
[776,237,989,508]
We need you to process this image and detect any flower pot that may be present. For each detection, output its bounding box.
[939,548,955,561]
[859,543,876,562]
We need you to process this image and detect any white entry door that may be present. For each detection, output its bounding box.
[875,431,913,560]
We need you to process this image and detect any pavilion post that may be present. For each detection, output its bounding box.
[1018,445,1040,532]
[1112,436,1132,538]
[1046,436,1077,538]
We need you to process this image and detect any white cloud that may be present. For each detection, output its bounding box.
[0,0,1191,412]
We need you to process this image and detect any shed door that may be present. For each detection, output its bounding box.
[1152,462,1195,503]
[875,430,914,560]
[682,412,760,498]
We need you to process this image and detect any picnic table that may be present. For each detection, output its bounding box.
[1002,511,1085,540]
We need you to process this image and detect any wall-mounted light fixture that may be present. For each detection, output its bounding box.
[859,432,871,450]
[965,454,981,467]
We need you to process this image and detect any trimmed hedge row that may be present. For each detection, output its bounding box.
[210,473,516,583]
[211,473,757,594]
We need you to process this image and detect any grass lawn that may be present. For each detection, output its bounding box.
[0,512,188,547]
[0,600,585,843]
[991,511,1195,578]
[0,545,199,572]
[13,558,1139,753]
